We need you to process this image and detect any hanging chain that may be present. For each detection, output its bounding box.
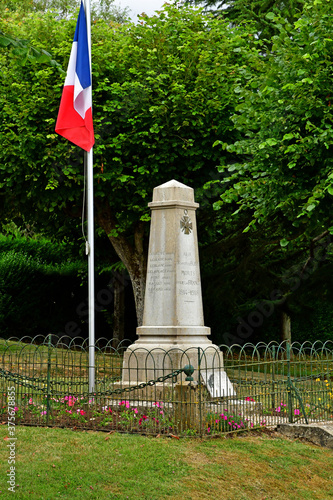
[0,367,184,397]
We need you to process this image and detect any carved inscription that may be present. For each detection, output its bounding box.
[147,253,174,294]
[177,251,200,303]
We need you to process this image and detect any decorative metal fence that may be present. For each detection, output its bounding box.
[1,336,333,437]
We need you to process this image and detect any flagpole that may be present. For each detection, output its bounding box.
[84,0,95,394]
[87,148,95,394]
[55,0,95,392]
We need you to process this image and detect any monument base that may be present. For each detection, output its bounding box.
[135,325,212,344]
[121,329,234,397]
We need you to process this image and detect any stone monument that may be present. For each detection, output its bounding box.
[122,179,234,397]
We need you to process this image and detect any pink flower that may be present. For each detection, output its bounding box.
[66,410,72,414]
[276,406,281,412]
[14,407,18,412]
[207,427,211,433]
[133,408,138,414]
[294,409,300,415]
[80,410,86,416]
[119,400,130,409]
[138,415,148,426]
[41,411,47,415]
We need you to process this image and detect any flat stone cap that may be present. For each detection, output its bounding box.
[152,179,194,203]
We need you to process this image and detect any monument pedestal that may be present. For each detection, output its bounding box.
[122,180,233,397]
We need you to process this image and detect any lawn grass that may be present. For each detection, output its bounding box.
[0,426,333,499]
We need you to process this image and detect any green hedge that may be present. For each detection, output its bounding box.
[0,247,87,338]
[0,234,73,264]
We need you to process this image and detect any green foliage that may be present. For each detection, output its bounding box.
[227,0,305,40]
[183,0,305,39]
[90,0,130,23]
[214,1,333,243]
[0,29,63,71]
[89,5,262,233]
[0,0,129,23]
[1,0,78,16]
[0,233,73,264]
[0,1,129,76]
[0,5,260,235]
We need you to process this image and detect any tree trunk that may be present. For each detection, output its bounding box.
[96,200,147,327]
[280,311,291,344]
[112,270,125,348]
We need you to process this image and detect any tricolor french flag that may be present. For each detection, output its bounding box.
[55,1,94,151]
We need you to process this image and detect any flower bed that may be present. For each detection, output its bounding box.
[4,394,175,434]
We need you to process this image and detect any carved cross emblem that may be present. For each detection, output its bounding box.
[180,210,192,235]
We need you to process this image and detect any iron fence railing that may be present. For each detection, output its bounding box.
[1,336,333,437]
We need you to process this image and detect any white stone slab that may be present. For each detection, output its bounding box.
[201,370,236,398]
